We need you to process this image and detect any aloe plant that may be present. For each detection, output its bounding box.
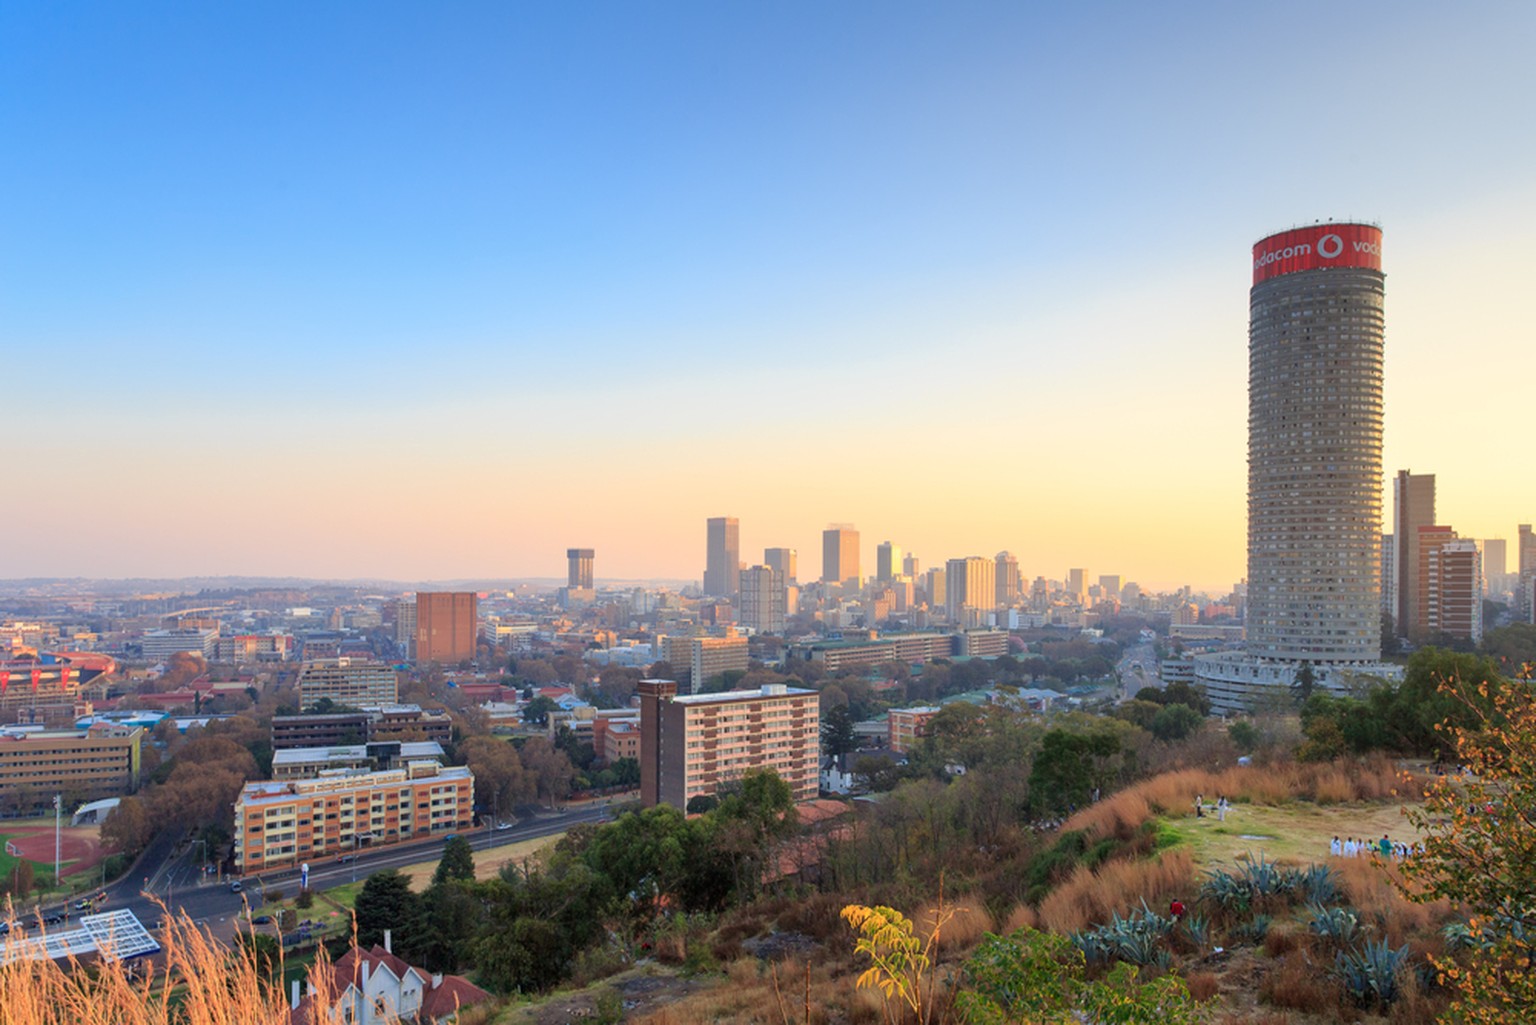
[1307,902,1361,945]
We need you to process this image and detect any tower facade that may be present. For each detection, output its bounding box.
[1392,471,1436,637]
[567,548,595,590]
[703,517,740,598]
[876,542,902,584]
[415,592,478,664]
[764,547,797,585]
[1198,222,1399,711]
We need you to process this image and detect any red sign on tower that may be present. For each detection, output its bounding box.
[1252,224,1382,285]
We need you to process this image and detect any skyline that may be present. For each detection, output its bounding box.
[5,4,1535,590]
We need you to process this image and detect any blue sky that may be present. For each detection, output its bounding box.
[4,3,1533,586]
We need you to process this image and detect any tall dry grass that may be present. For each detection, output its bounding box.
[1330,856,1455,942]
[1035,849,1197,935]
[0,909,382,1025]
[1062,755,1413,840]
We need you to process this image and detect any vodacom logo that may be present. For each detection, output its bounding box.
[1317,233,1344,259]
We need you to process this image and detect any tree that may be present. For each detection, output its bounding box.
[821,703,858,758]
[1291,661,1317,706]
[353,869,422,950]
[1149,703,1203,742]
[434,836,476,885]
[1399,668,1536,1024]
[521,695,559,726]
[519,736,577,806]
[460,735,531,813]
[101,796,154,855]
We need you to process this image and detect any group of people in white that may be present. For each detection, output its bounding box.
[1193,793,1231,821]
[1330,834,1419,860]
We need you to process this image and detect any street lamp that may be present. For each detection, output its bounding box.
[193,840,208,883]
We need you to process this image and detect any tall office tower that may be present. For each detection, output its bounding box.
[876,542,902,583]
[391,598,417,656]
[1479,539,1506,594]
[1066,568,1088,603]
[739,565,787,635]
[703,517,741,598]
[1392,470,1436,637]
[764,547,798,585]
[1519,525,1536,617]
[946,557,996,627]
[1428,539,1483,643]
[414,592,478,664]
[996,552,1021,606]
[1197,223,1399,712]
[1098,575,1122,601]
[903,554,920,579]
[1030,576,1049,609]
[567,548,595,590]
[822,525,860,588]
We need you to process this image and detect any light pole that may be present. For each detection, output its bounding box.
[193,840,207,883]
[53,795,61,895]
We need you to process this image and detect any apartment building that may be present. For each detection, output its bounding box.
[887,707,941,755]
[0,723,143,808]
[233,762,473,874]
[638,680,819,810]
[269,740,445,781]
[270,705,453,750]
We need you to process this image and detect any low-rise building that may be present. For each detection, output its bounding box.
[297,658,399,708]
[233,762,474,874]
[270,741,446,781]
[887,707,941,755]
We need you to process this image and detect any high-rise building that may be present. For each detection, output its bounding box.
[414,592,478,664]
[637,680,819,810]
[1414,525,1458,640]
[876,542,902,584]
[390,598,416,657]
[902,554,921,580]
[739,565,786,635]
[1479,539,1507,595]
[764,547,797,586]
[946,557,996,627]
[1380,534,1395,621]
[1428,539,1483,643]
[822,525,860,588]
[1098,575,1122,601]
[567,548,595,590]
[925,567,946,608]
[1197,222,1399,711]
[996,552,1021,607]
[703,517,741,598]
[1066,568,1088,603]
[1392,471,1436,637]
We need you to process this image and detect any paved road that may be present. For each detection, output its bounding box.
[1115,642,1159,703]
[15,804,613,941]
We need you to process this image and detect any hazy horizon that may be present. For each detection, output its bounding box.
[6,4,1533,591]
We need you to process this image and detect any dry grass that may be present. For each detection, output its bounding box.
[1184,970,1220,1003]
[0,908,373,1025]
[997,902,1037,934]
[1036,849,1196,935]
[629,957,859,1025]
[1258,951,1340,1016]
[1330,856,1454,942]
[915,899,990,954]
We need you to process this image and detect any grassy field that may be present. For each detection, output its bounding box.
[1160,799,1425,868]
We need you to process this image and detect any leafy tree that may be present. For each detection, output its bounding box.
[1399,668,1536,1024]
[608,756,640,788]
[821,703,858,758]
[434,836,476,885]
[459,735,531,814]
[101,796,154,855]
[1027,730,1123,816]
[414,880,483,973]
[353,869,422,951]
[1227,719,1260,753]
[852,753,903,793]
[1149,703,1203,742]
[686,794,718,814]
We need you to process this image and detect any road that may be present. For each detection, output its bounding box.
[1115,642,1159,703]
[14,804,613,941]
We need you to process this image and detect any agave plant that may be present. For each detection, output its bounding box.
[1070,929,1113,965]
[1336,938,1410,1008]
[1200,868,1252,913]
[1182,913,1212,952]
[1235,913,1271,943]
[1297,863,1339,905]
[1307,902,1361,945]
[1239,854,1299,899]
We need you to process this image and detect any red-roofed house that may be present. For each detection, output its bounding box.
[289,938,490,1024]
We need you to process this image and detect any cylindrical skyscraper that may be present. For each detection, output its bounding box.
[1198,222,1400,711]
[1247,223,1384,661]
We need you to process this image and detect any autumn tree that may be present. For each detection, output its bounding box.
[101,795,154,855]
[1399,666,1536,1024]
[459,735,531,814]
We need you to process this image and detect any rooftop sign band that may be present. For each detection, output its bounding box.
[1252,224,1382,285]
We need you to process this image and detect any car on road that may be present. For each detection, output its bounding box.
[495,822,513,831]
[251,915,273,925]
[229,879,243,892]
[336,854,357,864]
[73,898,95,911]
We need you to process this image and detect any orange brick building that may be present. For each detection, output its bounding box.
[414,592,478,664]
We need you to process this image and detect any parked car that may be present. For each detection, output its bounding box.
[336,854,356,864]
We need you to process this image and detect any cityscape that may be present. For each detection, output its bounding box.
[3,4,1535,1025]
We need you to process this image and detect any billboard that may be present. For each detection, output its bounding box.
[1252,224,1382,285]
